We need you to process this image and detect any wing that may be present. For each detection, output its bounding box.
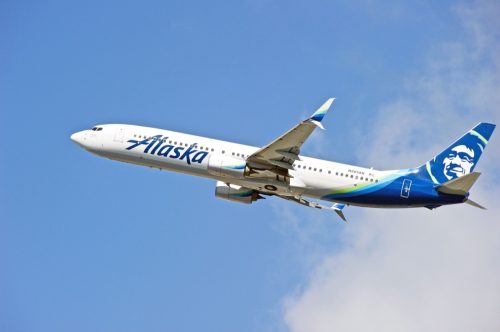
[246,98,335,175]
[275,194,347,222]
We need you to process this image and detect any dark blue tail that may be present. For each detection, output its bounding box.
[417,123,495,184]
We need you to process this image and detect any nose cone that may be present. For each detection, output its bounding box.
[70,131,86,146]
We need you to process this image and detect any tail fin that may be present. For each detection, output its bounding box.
[417,123,495,184]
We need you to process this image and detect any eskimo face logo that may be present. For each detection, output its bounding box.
[442,145,475,180]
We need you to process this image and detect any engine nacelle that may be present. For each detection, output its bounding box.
[215,181,261,204]
[208,154,248,179]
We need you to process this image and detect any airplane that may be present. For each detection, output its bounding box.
[70,98,495,221]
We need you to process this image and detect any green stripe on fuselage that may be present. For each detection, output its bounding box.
[324,171,405,196]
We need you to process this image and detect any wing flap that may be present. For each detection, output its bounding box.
[276,150,302,161]
[267,159,295,170]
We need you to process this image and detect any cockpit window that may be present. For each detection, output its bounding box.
[91,127,103,131]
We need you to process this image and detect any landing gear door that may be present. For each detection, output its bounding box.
[400,179,412,198]
[114,127,125,143]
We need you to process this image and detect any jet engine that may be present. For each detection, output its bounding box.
[215,181,264,204]
[208,154,249,179]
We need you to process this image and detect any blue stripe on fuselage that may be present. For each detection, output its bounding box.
[323,173,464,207]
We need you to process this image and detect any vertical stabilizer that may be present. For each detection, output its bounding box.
[417,123,495,184]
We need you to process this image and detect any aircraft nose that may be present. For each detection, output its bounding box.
[70,131,86,146]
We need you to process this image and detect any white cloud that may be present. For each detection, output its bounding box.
[282,1,500,331]
[284,205,500,332]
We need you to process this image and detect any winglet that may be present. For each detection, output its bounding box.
[310,98,335,122]
[331,203,347,222]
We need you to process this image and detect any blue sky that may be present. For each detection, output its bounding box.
[2,1,499,331]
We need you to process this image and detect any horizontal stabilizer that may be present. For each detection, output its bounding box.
[465,199,486,210]
[436,172,481,196]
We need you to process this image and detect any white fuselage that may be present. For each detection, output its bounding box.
[71,124,386,203]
